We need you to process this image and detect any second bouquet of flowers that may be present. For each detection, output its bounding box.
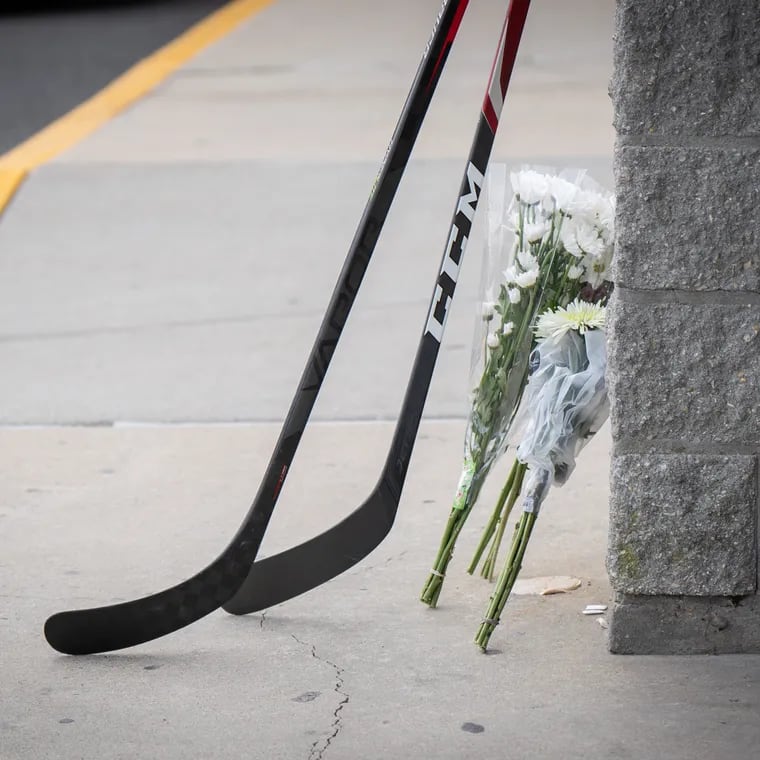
[420,164,614,618]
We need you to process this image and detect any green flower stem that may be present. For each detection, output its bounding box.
[552,257,576,311]
[480,462,527,581]
[420,468,487,607]
[517,200,525,251]
[466,460,519,575]
[475,509,538,651]
[481,500,512,581]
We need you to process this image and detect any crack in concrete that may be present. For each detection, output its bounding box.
[291,634,349,760]
[259,610,267,631]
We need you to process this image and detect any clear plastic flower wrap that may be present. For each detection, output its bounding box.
[421,164,615,608]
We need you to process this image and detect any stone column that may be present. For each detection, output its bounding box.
[606,0,760,654]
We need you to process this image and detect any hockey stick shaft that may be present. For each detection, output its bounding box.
[257,0,470,503]
[224,0,532,614]
[44,0,472,655]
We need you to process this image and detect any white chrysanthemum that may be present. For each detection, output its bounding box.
[594,195,615,230]
[535,300,606,340]
[568,190,594,216]
[564,190,602,221]
[582,248,612,289]
[517,249,538,271]
[514,268,539,288]
[502,321,515,336]
[523,221,549,243]
[510,170,549,204]
[504,265,519,284]
[582,194,615,244]
[547,176,578,213]
[560,222,583,257]
[574,222,606,258]
[486,332,500,349]
[561,219,607,259]
[507,287,522,304]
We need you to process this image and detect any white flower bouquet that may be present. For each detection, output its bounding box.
[420,165,614,613]
[475,301,610,649]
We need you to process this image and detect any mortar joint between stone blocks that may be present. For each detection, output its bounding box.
[615,287,760,306]
[618,134,760,150]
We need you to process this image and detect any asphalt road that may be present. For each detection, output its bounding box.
[0,0,225,154]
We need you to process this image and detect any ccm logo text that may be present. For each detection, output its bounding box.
[424,161,484,343]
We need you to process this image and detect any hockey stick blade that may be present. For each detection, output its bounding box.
[44,0,472,656]
[224,0,532,616]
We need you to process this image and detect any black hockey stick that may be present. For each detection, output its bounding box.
[224,0,532,616]
[44,0,471,655]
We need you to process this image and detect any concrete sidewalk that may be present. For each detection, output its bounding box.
[1,1,758,758]
[4,423,759,760]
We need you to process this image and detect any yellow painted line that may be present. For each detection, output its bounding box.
[0,168,27,215]
[0,0,275,216]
